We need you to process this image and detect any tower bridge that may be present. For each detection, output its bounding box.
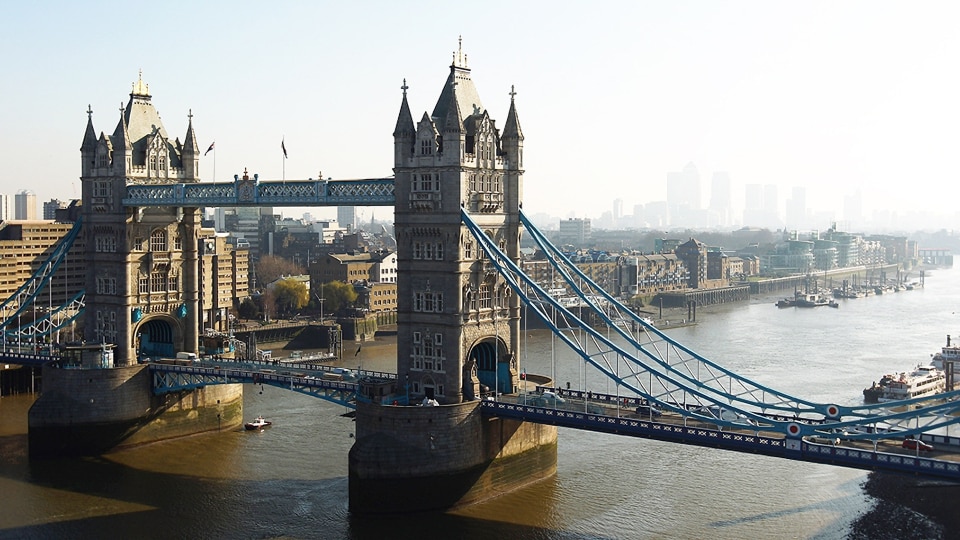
[12,44,960,513]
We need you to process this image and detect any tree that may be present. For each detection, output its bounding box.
[273,278,309,316]
[238,298,259,320]
[316,281,358,315]
[256,255,305,287]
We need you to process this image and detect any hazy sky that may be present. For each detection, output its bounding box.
[3,1,959,228]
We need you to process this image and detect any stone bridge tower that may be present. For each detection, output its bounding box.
[393,42,525,404]
[79,73,201,365]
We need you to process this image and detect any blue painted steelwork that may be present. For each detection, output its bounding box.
[462,209,960,441]
[0,218,84,339]
[0,351,57,367]
[481,399,960,482]
[122,177,396,207]
[517,210,960,426]
[148,361,397,408]
[5,291,85,340]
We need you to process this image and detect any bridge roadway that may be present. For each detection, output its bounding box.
[0,350,53,367]
[484,387,960,482]
[9,350,960,481]
[149,358,397,407]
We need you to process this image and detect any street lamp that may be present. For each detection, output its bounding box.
[315,286,325,322]
[494,308,499,402]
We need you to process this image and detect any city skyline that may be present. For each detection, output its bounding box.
[3,2,959,232]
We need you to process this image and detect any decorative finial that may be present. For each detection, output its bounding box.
[119,102,125,115]
[188,108,193,121]
[401,78,408,96]
[132,70,150,96]
[87,104,93,119]
[509,85,516,101]
[454,35,464,67]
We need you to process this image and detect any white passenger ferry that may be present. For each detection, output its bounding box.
[875,364,946,402]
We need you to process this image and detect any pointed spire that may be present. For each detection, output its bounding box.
[81,104,98,151]
[112,102,131,151]
[502,85,524,140]
[433,37,482,122]
[393,78,415,137]
[442,78,463,134]
[183,108,199,154]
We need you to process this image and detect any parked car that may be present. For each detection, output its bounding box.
[694,405,750,424]
[635,404,662,418]
[902,438,934,452]
[530,391,566,407]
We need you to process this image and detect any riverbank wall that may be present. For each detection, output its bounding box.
[27,364,243,457]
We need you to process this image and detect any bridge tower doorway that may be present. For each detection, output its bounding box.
[135,316,182,360]
[469,336,509,397]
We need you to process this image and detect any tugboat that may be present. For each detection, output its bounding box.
[244,415,272,431]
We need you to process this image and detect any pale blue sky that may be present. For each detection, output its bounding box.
[2,1,959,229]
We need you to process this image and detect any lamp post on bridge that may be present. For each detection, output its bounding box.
[494,306,499,402]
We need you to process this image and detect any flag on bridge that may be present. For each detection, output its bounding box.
[282,138,288,159]
[204,141,215,156]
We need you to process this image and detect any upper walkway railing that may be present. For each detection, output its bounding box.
[122,177,396,207]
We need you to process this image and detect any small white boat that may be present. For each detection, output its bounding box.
[244,415,272,431]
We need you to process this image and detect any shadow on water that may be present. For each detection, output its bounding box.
[0,430,580,540]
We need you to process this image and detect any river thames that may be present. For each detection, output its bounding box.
[1,266,958,539]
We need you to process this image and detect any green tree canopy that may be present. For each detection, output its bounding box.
[315,281,358,315]
[273,278,309,316]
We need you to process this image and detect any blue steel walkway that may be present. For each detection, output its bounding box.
[482,387,960,482]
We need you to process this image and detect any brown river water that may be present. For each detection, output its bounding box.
[1,266,959,539]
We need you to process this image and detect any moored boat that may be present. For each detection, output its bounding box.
[863,373,897,403]
[244,415,272,431]
[875,365,945,402]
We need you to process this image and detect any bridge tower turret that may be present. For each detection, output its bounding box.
[393,41,524,404]
[79,72,202,365]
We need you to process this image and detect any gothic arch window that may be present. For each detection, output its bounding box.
[150,229,167,252]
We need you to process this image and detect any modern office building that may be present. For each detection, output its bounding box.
[15,190,37,220]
